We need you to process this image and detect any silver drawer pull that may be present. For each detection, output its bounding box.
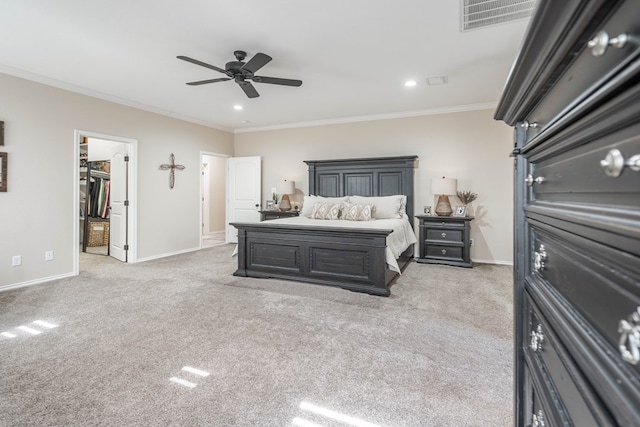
[520,120,539,131]
[588,30,628,56]
[600,148,640,178]
[532,410,545,427]
[618,307,640,365]
[441,232,447,238]
[530,324,544,352]
[534,244,546,271]
[441,249,447,255]
[525,174,545,186]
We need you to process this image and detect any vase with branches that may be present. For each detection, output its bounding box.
[457,190,478,205]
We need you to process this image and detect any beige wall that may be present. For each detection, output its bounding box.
[0,73,233,289]
[0,71,513,289]
[234,109,514,264]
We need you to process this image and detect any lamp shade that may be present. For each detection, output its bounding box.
[278,180,295,195]
[431,177,457,195]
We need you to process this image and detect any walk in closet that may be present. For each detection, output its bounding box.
[79,138,111,255]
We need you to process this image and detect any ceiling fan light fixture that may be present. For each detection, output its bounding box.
[233,105,243,111]
[404,80,417,87]
[178,51,303,99]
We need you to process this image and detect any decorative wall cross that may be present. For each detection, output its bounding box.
[159,153,185,189]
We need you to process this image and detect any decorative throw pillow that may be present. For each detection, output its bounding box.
[301,195,349,217]
[311,202,342,220]
[342,203,374,221]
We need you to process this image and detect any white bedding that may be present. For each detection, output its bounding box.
[255,216,417,273]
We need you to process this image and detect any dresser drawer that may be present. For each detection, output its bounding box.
[532,124,640,205]
[526,78,640,210]
[425,228,463,243]
[525,292,613,426]
[529,224,640,375]
[522,0,640,144]
[524,367,563,427]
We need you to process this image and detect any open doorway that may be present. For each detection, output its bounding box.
[201,152,228,248]
[74,131,137,274]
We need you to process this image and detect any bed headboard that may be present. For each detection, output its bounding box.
[304,155,418,223]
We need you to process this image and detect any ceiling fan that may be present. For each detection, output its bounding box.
[177,50,303,98]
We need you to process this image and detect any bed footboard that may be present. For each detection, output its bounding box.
[232,222,398,296]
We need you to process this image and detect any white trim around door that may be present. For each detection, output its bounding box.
[73,130,138,275]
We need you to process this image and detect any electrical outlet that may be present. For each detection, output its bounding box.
[470,238,474,246]
[12,255,22,266]
[45,250,54,261]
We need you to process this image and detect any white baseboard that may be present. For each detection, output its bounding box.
[0,272,76,293]
[472,258,513,266]
[135,246,201,263]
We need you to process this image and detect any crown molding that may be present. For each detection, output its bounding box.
[0,65,233,133]
[1,65,496,135]
[233,103,497,133]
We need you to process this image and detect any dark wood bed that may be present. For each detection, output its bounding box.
[231,155,418,296]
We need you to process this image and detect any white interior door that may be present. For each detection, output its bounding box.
[227,156,261,243]
[109,146,128,262]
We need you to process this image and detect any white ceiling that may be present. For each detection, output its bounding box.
[0,1,531,132]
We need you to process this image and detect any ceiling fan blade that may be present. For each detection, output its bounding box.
[177,55,232,77]
[252,76,303,87]
[186,78,231,86]
[239,81,259,98]
[241,53,272,74]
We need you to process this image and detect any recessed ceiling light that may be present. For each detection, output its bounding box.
[404,80,417,87]
[233,105,243,111]
[426,76,448,85]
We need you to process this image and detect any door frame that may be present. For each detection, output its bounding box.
[200,151,230,248]
[73,130,138,273]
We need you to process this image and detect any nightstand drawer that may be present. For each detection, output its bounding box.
[260,210,300,221]
[425,228,463,243]
[425,245,463,261]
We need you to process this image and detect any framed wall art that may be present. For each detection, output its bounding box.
[0,152,7,192]
[0,121,4,146]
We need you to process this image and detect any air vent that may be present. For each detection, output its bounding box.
[462,0,536,31]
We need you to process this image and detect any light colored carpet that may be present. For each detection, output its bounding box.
[0,245,513,426]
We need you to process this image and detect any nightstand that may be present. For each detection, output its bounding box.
[259,210,300,221]
[416,215,473,268]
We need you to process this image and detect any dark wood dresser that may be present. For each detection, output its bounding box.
[495,0,640,425]
[415,215,473,268]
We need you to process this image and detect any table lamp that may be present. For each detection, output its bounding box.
[431,176,457,216]
[278,179,295,211]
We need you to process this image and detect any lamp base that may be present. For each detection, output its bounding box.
[435,195,453,216]
[279,194,292,211]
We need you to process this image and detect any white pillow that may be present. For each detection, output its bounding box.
[349,195,405,219]
[301,195,349,217]
[342,203,374,221]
